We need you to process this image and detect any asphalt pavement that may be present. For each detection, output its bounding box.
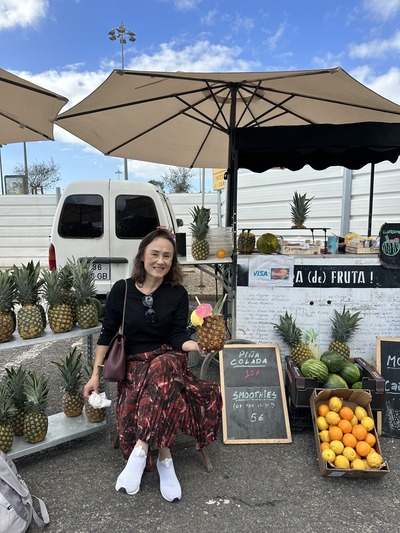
[2,332,400,533]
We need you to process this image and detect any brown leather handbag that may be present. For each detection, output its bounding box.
[102,280,128,382]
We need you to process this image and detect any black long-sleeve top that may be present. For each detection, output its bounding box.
[97,278,192,355]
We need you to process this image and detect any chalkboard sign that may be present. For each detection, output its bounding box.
[219,344,292,444]
[379,223,400,269]
[376,337,400,438]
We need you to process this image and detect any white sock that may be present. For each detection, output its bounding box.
[115,445,146,495]
[157,457,182,502]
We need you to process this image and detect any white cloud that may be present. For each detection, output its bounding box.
[264,22,286,51]
[363,0,400,21]
[173,0,201,11]
[349,30,400,59]
[0,0,48,30]
[351,65,400,104]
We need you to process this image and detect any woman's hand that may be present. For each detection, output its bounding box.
[83,374,100,398]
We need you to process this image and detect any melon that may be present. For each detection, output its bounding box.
[256,233,279,254]
[351,381,362,389]
[322,373,348,389]
[339,362,361,385]
[300,359,329,383]
[320,351,344,373]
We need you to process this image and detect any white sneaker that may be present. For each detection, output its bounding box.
[157,458,182,502]
[115,446,146,495]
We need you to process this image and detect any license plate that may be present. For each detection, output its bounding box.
[92,263,110,281]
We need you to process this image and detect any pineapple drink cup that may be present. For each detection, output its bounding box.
[190,295,227,353]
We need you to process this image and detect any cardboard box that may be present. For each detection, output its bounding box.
[345,242,379,254]
[310,388,389,478]
[285,356,385,411]
[278,242,321,255]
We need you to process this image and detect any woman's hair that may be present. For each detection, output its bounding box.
[131,228,183,285]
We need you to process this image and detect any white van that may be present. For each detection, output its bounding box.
[49,180,183,301]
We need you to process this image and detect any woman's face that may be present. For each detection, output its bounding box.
[142,237,174,280]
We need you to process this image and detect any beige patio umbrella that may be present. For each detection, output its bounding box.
[0,68,68,144]
[56,66,400,224]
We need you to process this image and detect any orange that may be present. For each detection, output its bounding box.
[364,432,376,447]
[338,419,352,434]
[339,406,354,421]
[318,403,330,417]
[356,440,371,457]
[342,433,357,448]
[329,425,343,441]
[216,249,226,258]
[320,441,331,452]
[352,424,368,441]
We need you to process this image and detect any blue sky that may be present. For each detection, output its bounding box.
[1,0,400,193]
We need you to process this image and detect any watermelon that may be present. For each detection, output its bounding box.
[339,363,361,385]
[320,351,344,373]
[322,373,348,389]
[300,359,329,383]
[339,362,361,385]
[351,381,362,389]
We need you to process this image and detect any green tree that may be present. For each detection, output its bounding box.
[14,157,61,194]
[148,179,165,191]
[160,167,193,193]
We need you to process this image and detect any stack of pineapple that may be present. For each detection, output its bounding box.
[0,367,50,450]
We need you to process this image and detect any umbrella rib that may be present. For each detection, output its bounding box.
[0,75,67,102]
[0,110,53,140]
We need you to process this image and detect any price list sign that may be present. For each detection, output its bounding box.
[220,344,292,444]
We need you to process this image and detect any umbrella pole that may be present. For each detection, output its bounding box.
[368,163,375,237]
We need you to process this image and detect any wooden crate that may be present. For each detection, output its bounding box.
[345,242,379,254]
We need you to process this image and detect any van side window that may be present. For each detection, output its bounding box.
[116,195,160,238]
[58,194,103,238]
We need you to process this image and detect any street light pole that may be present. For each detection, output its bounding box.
[108,22,136,181]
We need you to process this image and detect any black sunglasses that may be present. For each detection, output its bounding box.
[142,295,157,323]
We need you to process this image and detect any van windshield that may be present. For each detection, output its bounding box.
[58,194,103,238]
[116,195,160,238]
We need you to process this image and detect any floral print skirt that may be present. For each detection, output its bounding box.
[116,344,222,469]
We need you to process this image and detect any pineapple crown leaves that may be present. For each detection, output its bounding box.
[11,261,44,305]
[189,205,210,240]
[331,306,363,342]
[66,257,97,303]
[24,372,49,413]
[42,269,65,306]
[290,191,314,226]
[5,366,28,407]
[0,380,16,423]
[58,264,74,291]
[0,270,16,312]
[52,347,83,393]
[272,312,303,346]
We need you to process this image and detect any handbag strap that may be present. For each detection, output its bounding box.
[120,279,128,335]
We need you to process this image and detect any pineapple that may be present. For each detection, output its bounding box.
[5,366,28,436]
[83,360,106,423]
[23,372,49,444]
[273,312,315,365]
[303,329,322,358]
[42,269,74,333]
[196,296,227,353]
[68,258,99,329]
[329,306,362,361]
[12,263,45,340]
[189,205,211,260]
[0,269,16,343]
[290,192,314,229]
[0,379,16,453]
[53,347,84,417]
[237,231,256,254]
[59,264,77,325]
